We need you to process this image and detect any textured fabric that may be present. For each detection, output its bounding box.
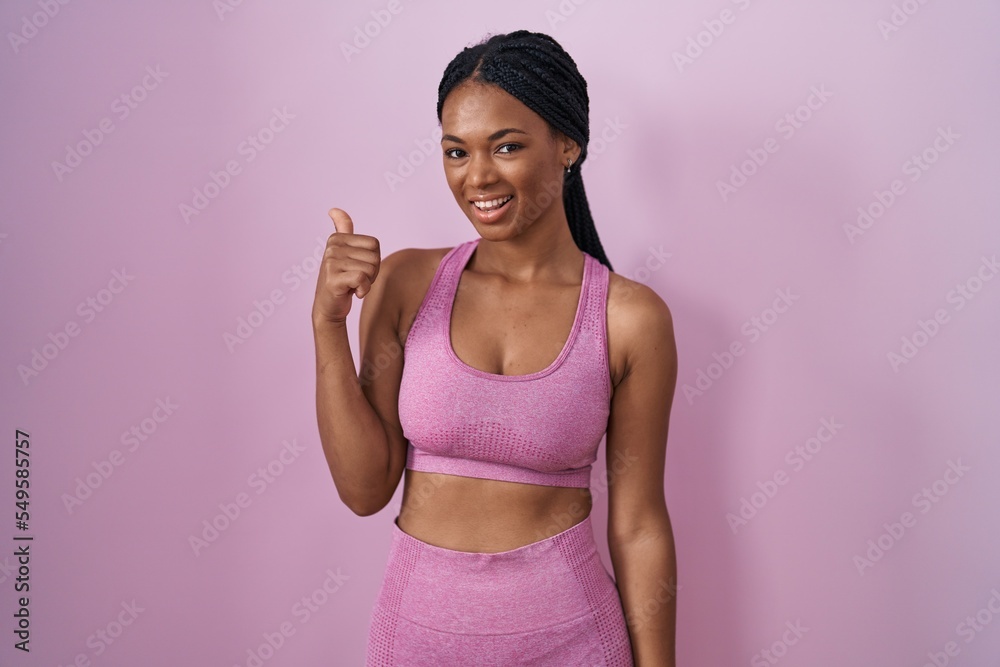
[398,238,612,488]
[366,514,634,666]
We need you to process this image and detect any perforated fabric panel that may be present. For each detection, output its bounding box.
[366,532,422,664]
[365,515,634,666]
[553,528,635,666]
[398,239,612,489]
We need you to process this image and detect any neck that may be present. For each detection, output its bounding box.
[471,219,583,285]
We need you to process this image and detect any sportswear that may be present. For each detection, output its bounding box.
[397,238,612,488]
[365,513,635,665]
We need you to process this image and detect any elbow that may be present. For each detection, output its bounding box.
[346,498,384,517]
[326,442,399,517]
[338,483,391,518]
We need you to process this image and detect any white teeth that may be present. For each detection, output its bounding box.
[473,196,512,210]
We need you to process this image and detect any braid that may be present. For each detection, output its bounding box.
[436,30,613,272]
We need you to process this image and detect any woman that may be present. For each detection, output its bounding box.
[312,30,678,666]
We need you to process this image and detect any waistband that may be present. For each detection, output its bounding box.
[391,513,594,561]
[381,512,613,635]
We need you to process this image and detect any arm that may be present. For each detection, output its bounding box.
[604,280,679,666]
[313,247,412,516]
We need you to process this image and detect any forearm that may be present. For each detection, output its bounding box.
[609,519,679,666]
[313,318,390,514]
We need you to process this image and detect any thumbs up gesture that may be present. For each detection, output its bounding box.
[312,208,381,326]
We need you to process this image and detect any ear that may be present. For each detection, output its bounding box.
[559,133,581,166]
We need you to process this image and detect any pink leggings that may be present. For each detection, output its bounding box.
[365,514,635,666]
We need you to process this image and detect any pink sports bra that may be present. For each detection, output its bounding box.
[397,238,612,488]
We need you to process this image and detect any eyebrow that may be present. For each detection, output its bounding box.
[440,128,529,144]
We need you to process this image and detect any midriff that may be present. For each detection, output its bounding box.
[397,468,593,553]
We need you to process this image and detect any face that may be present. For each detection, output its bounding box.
[439,81,579,239]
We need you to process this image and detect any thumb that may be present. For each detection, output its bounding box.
[328,207,354,235]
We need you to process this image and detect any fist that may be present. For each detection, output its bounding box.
[312,208,381,325]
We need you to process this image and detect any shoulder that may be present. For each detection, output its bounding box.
[377,244,456,332]
[606,270,676,382]
[380,245,453,291]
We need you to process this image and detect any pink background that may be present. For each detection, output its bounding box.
[2,1,999,665]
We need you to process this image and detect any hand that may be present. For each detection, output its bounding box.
[312,208,381,326]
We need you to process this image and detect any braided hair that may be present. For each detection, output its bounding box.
[436,30,614,272]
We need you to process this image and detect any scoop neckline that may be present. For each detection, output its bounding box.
[444,238,590,382]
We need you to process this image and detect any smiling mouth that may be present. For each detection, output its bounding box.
[471,195,513,212]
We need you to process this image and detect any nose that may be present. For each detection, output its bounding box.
[466,152,498,189]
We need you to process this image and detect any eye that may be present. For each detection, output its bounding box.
[443,143,521,160]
